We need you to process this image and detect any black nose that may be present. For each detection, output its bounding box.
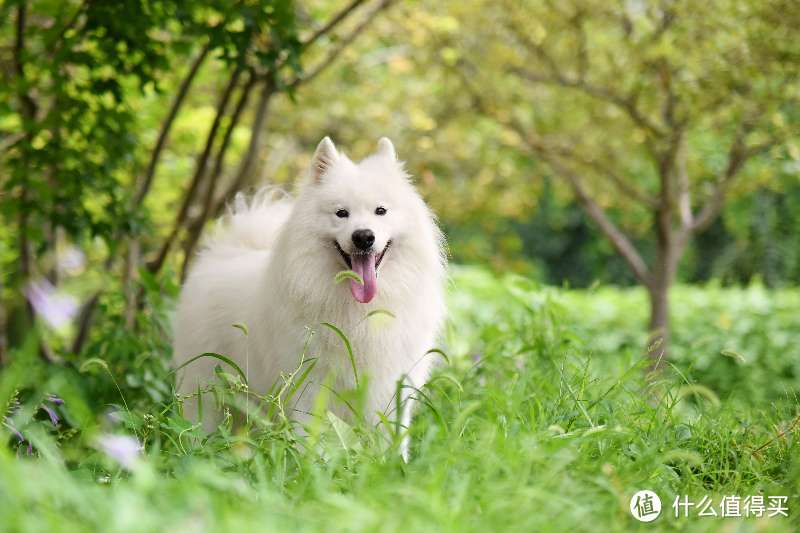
[352,229,375,251]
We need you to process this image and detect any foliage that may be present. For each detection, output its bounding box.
[0,0,396,356]
[225,0,800,287]
[0,268,798,531]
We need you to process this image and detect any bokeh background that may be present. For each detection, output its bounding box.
[1,1,799,530]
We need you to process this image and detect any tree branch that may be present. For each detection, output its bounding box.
[133,42,211,209]
[301,0,368,50]
[14,2,34,309]
[71,291,100,354]
[180,73,258,279]
[148,65,244,275]
[210,79,275,220]
[690,128,750,233]
[543,140,658,207]
[453,60,651,286]
[530,143,651,286]
[502,9,664,138]
[177,0,394,273]
[287,0,397,89]
[675,138,692,230]
[14,2,38,122]
[512,67,665,138]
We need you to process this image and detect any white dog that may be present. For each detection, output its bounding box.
[174,137,446,456]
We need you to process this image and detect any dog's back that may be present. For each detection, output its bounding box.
[173,191,293,427]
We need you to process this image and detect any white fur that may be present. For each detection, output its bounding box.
[173,137,446,456]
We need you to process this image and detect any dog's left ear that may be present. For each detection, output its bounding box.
[376,137,396,160]
[311,136,339,182]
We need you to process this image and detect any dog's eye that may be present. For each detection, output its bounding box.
[375,206,387,216]
[335,209,349,218]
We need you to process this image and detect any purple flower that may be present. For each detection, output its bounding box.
[4,419,33,456]
[40,404,59,426]
[6,422,24,443]
[58,246,86,274]
[42,395,63,425]
[46,394,65,406]
[24,279,78,329]
[3,394,65,455]
[95,434,142,470]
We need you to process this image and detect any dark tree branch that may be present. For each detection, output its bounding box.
[210,79,275,220]
[513,67,665,138]
[258,0,370,83]
[287,0,397,89]
[148,65,245,274]
[14,2,34,321]
[133,42,211,209]
[14,2,38,122]
[675,138,692,230]
[180,0,399,277]
[301,0,368,50]
[71,292,100,355]
[123,239,139,329]
[655,128,683,209]
[453,61,651,286]
[502,9,664,139]
[176,0,394,276]
[529,143,652,287]
[544,140,658,207]
[690,128,750,233]
[180,73,258,279]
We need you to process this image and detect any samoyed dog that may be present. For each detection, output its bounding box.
[174,137,446,456]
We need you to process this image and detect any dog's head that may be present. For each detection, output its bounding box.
[298,136,436,304]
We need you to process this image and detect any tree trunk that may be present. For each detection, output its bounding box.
[646,220,686,371]
[647,280,669,369]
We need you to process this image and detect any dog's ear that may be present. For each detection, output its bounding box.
[311,136,339,182]
[376,137,396,160]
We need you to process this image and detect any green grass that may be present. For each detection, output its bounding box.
[1,267,798,531]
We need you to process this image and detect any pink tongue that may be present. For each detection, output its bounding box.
[349,253,377,303]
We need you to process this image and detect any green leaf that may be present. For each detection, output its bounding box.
[335,270,364,285]
[366,309,396,320]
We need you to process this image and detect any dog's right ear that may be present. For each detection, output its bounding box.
[311,136,338,182]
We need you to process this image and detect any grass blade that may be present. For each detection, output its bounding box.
[321,322,359,388]
[173,352,248,386]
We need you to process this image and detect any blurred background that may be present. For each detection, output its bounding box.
[0,0,799,398]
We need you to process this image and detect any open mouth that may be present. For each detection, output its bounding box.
[334,240,391,271]
[334,240,392,304]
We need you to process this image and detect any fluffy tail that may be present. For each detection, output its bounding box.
[202,188,293,254]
